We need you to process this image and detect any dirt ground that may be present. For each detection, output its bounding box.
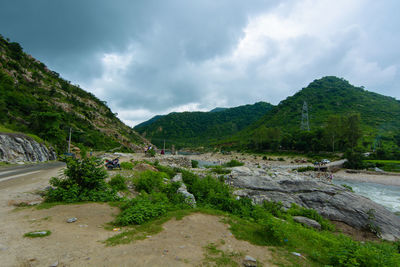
[0,162,276,267]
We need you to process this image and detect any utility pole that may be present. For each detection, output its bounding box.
[301,101,310,131]
[68,127,72,153]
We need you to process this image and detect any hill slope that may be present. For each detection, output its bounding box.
[0,35,147,153]
[230,76,400,149]
[134,102,273,148]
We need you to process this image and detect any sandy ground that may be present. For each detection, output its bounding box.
[0,161,276,267]
[334,169,400,186]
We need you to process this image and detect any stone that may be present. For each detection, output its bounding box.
[67,217,77,223]
[49,261,59,267]
[293,216,321,230]
[0,243,7,251]
[243,255,257,267]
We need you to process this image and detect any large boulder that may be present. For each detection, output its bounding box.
[230,166,400,241]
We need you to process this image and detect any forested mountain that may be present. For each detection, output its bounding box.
[134,102,273,148]
[0,35,147,153]
[226,76,400,152]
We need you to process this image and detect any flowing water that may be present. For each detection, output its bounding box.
[333,179,400,213]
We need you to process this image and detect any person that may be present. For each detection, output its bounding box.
[328,172,333,182]
[161,149,165,155]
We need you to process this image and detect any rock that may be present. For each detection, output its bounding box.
[67,217,77,223]
[49,261,58,267]
[0,133,57,163]
[291,252,302,257]
[173,173,196,207]
[293,216,321,230]
[243,255,257,267]
[0,243,7,251]
[230,166,400,241]
[32,231,48,235]
[374,167,384,172]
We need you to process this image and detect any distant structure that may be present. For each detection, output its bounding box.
[301,101,310,131]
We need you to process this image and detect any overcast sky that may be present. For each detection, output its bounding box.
[1,0,399,126]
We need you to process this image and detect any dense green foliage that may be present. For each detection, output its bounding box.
[45,157,118,202]
[134,102,273,148]
[224,77,400,154]
[120,162,134,170]
[222,159,244,167]
[0,35,145,152]
[109,174,128,191]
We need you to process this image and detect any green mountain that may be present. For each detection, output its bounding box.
[228,76,400,151]
[134,102,273,148]
[0,35,147,153]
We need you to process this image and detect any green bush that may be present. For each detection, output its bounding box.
[210,166,231,174]
[109,174,128,191]
[191,160,199,168]
[116,197,169,225]
[223,159,244,167]
[295,166,315,172]
[45,157,117,203]
[133,171,169,193]
[120,162,134,170]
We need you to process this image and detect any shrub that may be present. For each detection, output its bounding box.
[210,166,231,174]
[341,184,354,192]
[45,157,117,202]
[295,166,315,172]
[109,174,128,191]
[223,159,244,167]
[191,160,199,168]
[116,197,169,225]
[133,171,168,193]
[120,162,134,170]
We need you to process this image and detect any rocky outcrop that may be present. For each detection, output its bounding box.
[229,166,400,241]
[172,173,196,207]
[0,133,56,163]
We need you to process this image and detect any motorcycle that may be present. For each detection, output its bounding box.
[105,158,121,170]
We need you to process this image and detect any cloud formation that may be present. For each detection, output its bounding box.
[1,0,399,126]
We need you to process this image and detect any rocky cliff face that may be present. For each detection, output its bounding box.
[0,133,57,163]
[229,166,400,241]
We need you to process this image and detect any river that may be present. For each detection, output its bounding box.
[333,179,400,213]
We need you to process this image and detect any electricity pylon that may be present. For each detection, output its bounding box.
[301,101,310,131]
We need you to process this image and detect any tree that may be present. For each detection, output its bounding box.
[325,115,341,152]
[343,114,362,151]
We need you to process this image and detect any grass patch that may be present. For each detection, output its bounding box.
[294,166,315,172]
[222,159,244,167]
[105,209,193,246]
[24,230,51,238]
[202,242,243,266]
[120,162,134,170]
[364,160,400,172]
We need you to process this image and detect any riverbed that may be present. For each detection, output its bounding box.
[333,179,400,213]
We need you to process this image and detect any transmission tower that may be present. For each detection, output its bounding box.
[300,101,310,131]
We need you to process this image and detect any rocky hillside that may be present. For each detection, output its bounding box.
[0,133,56,163]
[0,35,148,153]
[134,102,273,148]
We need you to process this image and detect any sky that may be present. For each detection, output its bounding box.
[1,0,399,126]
